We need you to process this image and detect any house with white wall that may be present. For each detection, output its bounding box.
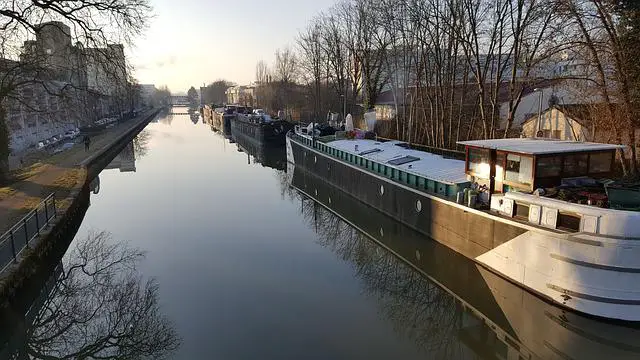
[521,105,593,141]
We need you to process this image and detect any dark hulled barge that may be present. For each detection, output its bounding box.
[231,111,293,146]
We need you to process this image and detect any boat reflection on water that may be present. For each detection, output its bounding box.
[233,130,286,171]
[0,231,181,359]
[287,162,640,360]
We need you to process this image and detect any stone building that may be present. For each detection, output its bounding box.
[5,21,132,153]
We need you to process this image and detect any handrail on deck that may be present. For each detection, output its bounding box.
[0,193,56,274]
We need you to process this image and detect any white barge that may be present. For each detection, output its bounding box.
[286,126,640,321]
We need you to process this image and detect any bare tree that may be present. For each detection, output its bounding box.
[297,19,326,120]
[274,47,298,84]
[255,60,270,84]
[0,0,151,183]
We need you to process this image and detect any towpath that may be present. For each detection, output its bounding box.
[0,110,159,235]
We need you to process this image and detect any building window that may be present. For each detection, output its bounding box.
[467,148,490,178]
[505,154,533,185]
[589,152,612,173]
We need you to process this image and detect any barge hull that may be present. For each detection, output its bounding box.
[286,134,640,321]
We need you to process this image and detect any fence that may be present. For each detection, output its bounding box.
[0,193,56,274]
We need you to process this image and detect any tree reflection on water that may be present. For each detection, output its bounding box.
[5,231,181,359]
[294,194,471,358]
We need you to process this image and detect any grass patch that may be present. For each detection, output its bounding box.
[52,168,82,189]
[0,188,17,201]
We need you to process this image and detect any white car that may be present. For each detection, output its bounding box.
[63,129,78,139]
[253,109,265,115]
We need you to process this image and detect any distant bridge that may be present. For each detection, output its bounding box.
[168,111,198,115]
[169,95,195,106]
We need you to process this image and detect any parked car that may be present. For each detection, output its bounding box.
[36,141,46,150]
[63,129,78,139]
[53,142,75,154]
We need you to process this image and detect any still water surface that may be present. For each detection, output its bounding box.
[6,109,640,359]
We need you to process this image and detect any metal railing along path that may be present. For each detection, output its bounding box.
[0,193,56,274]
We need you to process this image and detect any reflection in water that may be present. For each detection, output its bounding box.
[103,131,150,173]
[105,141,136,172]
[287,165,640,360]
[233,132,286,171]
[1,231,181,359]
[89,176,100,194]
[132,130,151,158]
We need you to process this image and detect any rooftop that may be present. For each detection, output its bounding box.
[327,139,468,184]
[457,138,624,155]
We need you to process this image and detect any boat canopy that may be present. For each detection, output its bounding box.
[457,138,624,155]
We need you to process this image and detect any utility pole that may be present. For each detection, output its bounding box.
[534,88,543,137]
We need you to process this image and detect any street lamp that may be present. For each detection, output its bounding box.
[534,88,543,137]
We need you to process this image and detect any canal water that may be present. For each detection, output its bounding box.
[4,109,640,359]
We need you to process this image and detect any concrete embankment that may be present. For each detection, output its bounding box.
[0,109,160,341]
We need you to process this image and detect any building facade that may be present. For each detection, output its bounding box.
[521,105,592,141]
[6,21,131,153]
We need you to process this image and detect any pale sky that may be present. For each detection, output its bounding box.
[130,0,336,93]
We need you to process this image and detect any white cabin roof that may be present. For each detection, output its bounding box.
[327,139,468,185]
[457,138,624,155]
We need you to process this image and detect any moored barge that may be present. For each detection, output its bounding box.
[289,161,640,359]
[231,111,292,145]
[286,125,640,321]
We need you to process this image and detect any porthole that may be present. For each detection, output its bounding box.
[314,156,317,163]
[327,164,331,172]
[315,189,318,196]
[415,250,421,261]
[379,227,384,237]
[379,185,385,196]
[328,197,331,204]
[416,199,422,212]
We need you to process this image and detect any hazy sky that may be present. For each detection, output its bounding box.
[130,0,336,93]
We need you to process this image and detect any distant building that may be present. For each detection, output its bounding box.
[225,85,255,106]
[5,21,134,153]
[521,105,593,141]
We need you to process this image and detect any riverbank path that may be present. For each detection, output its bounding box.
[0,111,158,235]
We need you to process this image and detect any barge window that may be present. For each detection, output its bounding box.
[536,156,562,177]
[496,152,505,181]
[589,152,613,173]
[557,213,580,232]
[398,171,405,183]
[467,148,490,177]
[505,154,533,185]
[563,154,588,177]
[514,203,530,219]
[417,177,425,188]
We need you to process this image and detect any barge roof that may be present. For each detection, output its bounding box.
[457,138,624,155]
[327,139,468,185]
